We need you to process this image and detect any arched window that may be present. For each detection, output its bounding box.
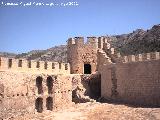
[47,76,53,94]
[46,97,53,110]
[35,97,43,113]
[36,76,43,94]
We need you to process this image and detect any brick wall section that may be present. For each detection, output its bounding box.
[101,59,160,106]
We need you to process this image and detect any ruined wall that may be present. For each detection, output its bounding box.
[71,73,101,103]
[0,71,72,119]
[0,57,70,74]
[101,52,160,106]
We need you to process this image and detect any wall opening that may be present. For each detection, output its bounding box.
[47,76,53,94]
[52,63,55,69]
[18,60,22,67]
[65,64,68,70]
[28,60,31,68]
[84,64,91,74]
[35,97,43,113]
[59,63,61,69]
[8,59,12,68]
[0,57,1,66]
[36,61,40,68]
[44,62,47,69]
[46,97,53,110]
[36,76,43,94]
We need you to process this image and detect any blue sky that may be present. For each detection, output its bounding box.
[0,0,160,53]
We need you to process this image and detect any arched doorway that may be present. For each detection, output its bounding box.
[84,64,91,74]
[47,76,53,94]
[35,97,43,113]
[46,97,53,110]
[36,76,43,94]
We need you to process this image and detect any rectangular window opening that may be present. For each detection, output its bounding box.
[18,60,22,67]
[0,58,1,66]
[44,62,47,69]
[59,63,61,69]
[28,60,31,68]
[36,61,40,68]
[52,63,55,69]
[65,64,68,70]
[8,59,12,68]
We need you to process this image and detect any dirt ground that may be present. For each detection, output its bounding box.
[6,102,160,120]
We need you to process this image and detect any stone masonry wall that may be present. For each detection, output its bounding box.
[0,57,70,74]
[101,59,160,106]
[0,71,72,119]
[71,73,101,103]
[67,36,113,74]
[67,37,98,74]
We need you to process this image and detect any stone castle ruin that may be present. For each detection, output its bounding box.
[0,36,160,116]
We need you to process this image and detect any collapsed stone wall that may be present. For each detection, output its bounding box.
[101,59,160,106]
[0,71,72,119]
[71,73,101,103]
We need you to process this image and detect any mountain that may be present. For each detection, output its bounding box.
[15,45,67,62]
[111,24,160,55]
[0,24,160,62]
[0,52,16,58]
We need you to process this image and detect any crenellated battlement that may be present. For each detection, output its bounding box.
[67,36,111,49]
[117,52,160,63]
[0,57,70,74]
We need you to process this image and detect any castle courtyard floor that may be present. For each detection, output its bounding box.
[4,102,160,120]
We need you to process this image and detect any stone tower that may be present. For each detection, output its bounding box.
[67,36,113,74]
[67,37,98,74]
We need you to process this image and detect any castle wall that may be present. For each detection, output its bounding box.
[101,52,160,106]
[0,57,70,74]
[116,52,160,63]
[0,71,72,117]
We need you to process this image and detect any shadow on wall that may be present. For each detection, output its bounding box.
[87,73,101,100]
[46,97,53,110]
[35,76,55,113]
[36,77,43,94]
[47,76,53,94]
[72,73,101,103]
[35,97,43,113]
[0,83,4,105]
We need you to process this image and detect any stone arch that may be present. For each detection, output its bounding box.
[46,97,53,110]
[35,97,43,113]
[36,76,43,94]
[47,76,53,94]
[84,63,91,74]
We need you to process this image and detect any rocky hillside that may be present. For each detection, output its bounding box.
[15,45,67,62]
[0,24,160,62]
[0,52,16,58]
[111,24,160,55]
